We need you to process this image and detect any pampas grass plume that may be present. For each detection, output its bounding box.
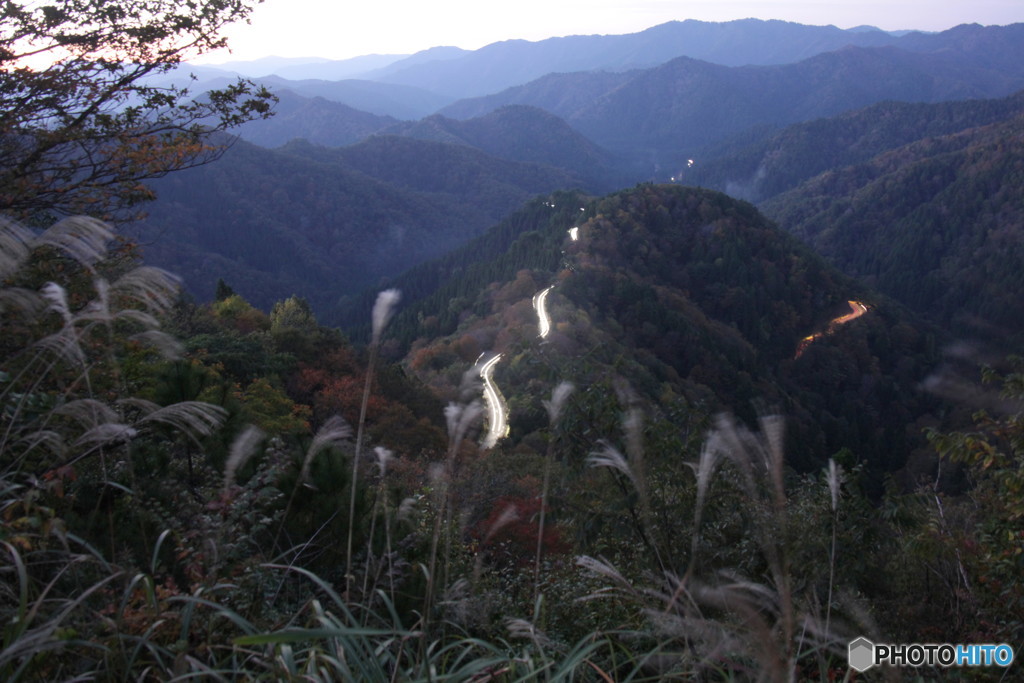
[224,425,265,491]
[542,381,574,425]
[371,288,401,344]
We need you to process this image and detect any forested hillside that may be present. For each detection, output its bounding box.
[384,105,622,190]
[761,106,1024,344]
[388,184,943,477]
[689,90,1024,202]
[135,135,583,311]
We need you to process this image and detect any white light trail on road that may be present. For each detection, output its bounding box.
[478,353,509,449]
[533,285,554,338]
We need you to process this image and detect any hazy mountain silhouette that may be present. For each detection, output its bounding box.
[440,24,1024,175]
[235,90,398,148]
[384,105,621,190]
[369,19,908,99]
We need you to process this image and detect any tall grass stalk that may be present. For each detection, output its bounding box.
[361,446,395,603]
[581,411,839,681]
[346,289,399,600]
[275,415,350,554]
[535,382,572,602]
[825,458,842,636]
[423,399,481,637]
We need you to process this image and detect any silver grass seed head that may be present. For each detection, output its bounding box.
[301,415,351,480]
[374,446,394,477]
[397,495,421,521]
[129,330,184,359]
[428,462,445,485]
[444,400,482,451]
[18,429,66,461]
[458,363,483,401]
[0,217,33,280]
[90,277,110,320]
[758,412,786,474]
[111,266,181,316]
[827,458,843,512]
[0,287,45,322]
[34,327,86,366]
[34,217,113,269]
[74,422,137,448]
[137,401,227,440]
[55,398,118,428]
[224,424,265,491]
[371,288,401,344]
[623,406,644,463]
[41,282,72,325]
[586,440,634,482]
[505,617,552,647]
[444,402,461,440]
[575,554,631,589]
[482,502,519,545]
[542,381,574,425]
[691,439,723,511]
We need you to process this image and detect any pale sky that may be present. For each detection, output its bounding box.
[196,0,1024,63]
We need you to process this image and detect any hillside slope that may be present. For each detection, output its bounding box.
[384,105,621,190]
[762,111,1024,343]
[134,137,582,312]
[688,90,1024,202]
[383,185,942,476]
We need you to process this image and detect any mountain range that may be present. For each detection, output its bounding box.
[136,18,1024,388]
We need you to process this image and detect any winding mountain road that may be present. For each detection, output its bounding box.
[795,300,869,358]
[533,285,554,339]
[479,353,509,449]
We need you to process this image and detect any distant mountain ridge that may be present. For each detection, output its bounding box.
[177,19,930,120]
[203,19,904,89]
[175,21,1024,155]
[383,105,621,190]
[235,90,398,148]
[356,19,909,99]
[441,24,1024,174]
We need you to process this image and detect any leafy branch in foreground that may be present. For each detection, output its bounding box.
[0,0,276,220]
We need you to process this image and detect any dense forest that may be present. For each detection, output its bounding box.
[2,3,1023,681]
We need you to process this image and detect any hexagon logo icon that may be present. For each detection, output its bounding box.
[848,637,876,672]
